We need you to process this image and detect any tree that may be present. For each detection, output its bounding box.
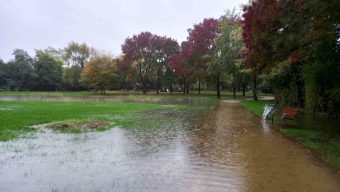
[63,42,91,90]
[151,36,179,94]
[187,18,220,94]
[64,42,90,68]
[208,12,243,98]
[62,66,82,90]
[44,47,65,61]
[121,32,154,94]
[169,41,196,94]
[81,54,118,94]
[242,0,339,115]
[121,32,178,94]
[34,50,63,91]
[5,49,36,90]
[242,0,281,101]
[0,59,7,89]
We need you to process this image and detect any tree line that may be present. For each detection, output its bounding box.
[0,11,249,97]
[0,43,93,91]
[0,1,338,115]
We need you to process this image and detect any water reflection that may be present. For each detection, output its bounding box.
[261,120,271,135]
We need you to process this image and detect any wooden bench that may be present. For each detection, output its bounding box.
[280,107,299,127]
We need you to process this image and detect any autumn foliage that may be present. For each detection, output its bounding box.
[242,0,339,114]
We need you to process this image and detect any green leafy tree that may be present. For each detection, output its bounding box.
[208,12,243,98]
[63,42,91,90]
[34,50,63,91]
[62,66,82,90]
[0,59,7,89]
[81,54,118,94]
[151,36,179,94]
[5,49,36,90]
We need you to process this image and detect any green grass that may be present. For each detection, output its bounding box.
[0,90,255,99]
[0,95,217,141]
[282,128,340,170]
[0,101,177,141]
[241,99,340,171]
[0,91,92,96]
[240,100,274,116]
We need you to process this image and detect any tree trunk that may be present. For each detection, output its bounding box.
[216,75,220,99]
[170,85,173,94]
[233,72,236,99]
[242,83,246,97]
[233,82,236,99]
[142,85,147,94]
[252,74,258,101]
[198,77,201,94]
[156,69,160,94]
[139,63,147,94]
[181,80,185,95]
[186,84,189,94]
[295,73,304,108]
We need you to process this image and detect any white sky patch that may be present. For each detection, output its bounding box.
[0,0,248,61]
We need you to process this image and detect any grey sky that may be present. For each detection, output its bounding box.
[0,0,247,61]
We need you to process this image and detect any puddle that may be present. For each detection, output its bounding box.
[0,101,339,191]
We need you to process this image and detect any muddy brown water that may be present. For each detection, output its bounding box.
[0,100,340,192]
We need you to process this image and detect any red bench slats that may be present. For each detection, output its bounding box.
[281,107,298,119]
[280,107,298,127]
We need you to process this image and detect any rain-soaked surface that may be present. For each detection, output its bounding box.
[0,95,210,105]
[1,100,340,192]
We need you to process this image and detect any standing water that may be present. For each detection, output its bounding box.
[0,100,339,192]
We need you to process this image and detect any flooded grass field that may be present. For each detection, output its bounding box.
[0,95,340,191]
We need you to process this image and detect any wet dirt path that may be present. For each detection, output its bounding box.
[203,101,340,191]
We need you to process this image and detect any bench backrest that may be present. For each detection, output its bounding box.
[282,107,298,117]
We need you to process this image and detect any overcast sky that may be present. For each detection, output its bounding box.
[0,0,248,61]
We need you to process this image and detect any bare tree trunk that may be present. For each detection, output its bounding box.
[170,85,173,94]
[233,82,236,99]
[142,84,147,94]
[232,72,236,98]
[294,71,303,108]
[186,84,189,94]
[139,63,147,94]
[216,75,220,99]
[242,83,246,97]
[198,77,201,94]
[182,78,185,95]
[252,73,258,101]
[156,69,160,94]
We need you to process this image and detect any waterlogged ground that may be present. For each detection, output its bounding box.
[0,98,340,191]
[0,94,215,105]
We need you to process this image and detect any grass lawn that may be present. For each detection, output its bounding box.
[0,93,218,141]
[241,99,340,172]
[240,100,274,116]
[0,101,160,141]
[0,90,256,99]
[0,100,194,141]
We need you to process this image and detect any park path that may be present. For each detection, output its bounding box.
[202,100,340,191]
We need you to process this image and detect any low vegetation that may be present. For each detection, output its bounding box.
[43,120,112,133]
